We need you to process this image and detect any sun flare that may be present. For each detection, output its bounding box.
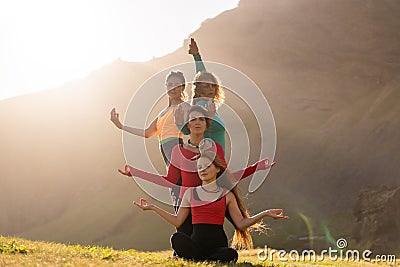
[0,0,239,100]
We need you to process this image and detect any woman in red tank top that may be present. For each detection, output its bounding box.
[134,151,288,263]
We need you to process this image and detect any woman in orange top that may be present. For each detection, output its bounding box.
[110,71,186,165]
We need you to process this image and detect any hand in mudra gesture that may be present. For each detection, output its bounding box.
[133,198,154,211]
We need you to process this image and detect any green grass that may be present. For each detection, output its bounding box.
[0,235,397,266]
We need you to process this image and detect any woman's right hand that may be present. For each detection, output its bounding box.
[118,164,132,177]
[110,108,123,129]
[133,198,154,211]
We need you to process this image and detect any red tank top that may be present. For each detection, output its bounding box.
[190,187,227,225]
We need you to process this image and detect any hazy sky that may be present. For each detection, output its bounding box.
[0,0,239,101]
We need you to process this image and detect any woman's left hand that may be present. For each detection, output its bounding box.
[206,99,216,118]
[133,198,154,211]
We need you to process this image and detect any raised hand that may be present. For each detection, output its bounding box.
[188,38,199,55]
[118,164,132,177]
[110,108,123,129]
[174,103,185,126]
[265,209,289,220]
[206,99,216,118]
[133,198,154,211]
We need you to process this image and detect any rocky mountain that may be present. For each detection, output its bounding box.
[353,186,400,255]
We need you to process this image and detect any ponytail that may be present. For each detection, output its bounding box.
[230,186,268,250]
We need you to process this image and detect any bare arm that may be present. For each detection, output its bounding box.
[134,190,191,227]
[110,108,157,138]
[226,192,288,230]
[123,118,157,138]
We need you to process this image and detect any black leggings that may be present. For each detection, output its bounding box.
[171,224,238,263]
[160,138,183,211]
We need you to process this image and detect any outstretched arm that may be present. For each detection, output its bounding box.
[231,158,275,181]
[134,190,191,227]
[226,192,288,230]
[118,164,176,187]
[189,38,206,73]
[110,108,157,138]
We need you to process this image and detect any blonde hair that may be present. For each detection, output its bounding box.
[198,151,267,250]
[192,72,225,104]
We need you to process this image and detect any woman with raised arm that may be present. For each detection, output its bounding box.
[134,151,288,263]
[175,38,227,153]
[119,105,274,236]
[110,71,186,165]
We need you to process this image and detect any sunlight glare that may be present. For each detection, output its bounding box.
[0,0,239,100]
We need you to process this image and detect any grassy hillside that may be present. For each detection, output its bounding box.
[0,235,393,266]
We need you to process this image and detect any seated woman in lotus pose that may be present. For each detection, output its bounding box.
[134,151,288,263]
[119,105,274,236]
[110,71,187,166]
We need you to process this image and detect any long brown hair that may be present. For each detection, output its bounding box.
[198,151,267,250]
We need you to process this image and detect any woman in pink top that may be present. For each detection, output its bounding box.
[134,151,288,263]
[119,105,275,237]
